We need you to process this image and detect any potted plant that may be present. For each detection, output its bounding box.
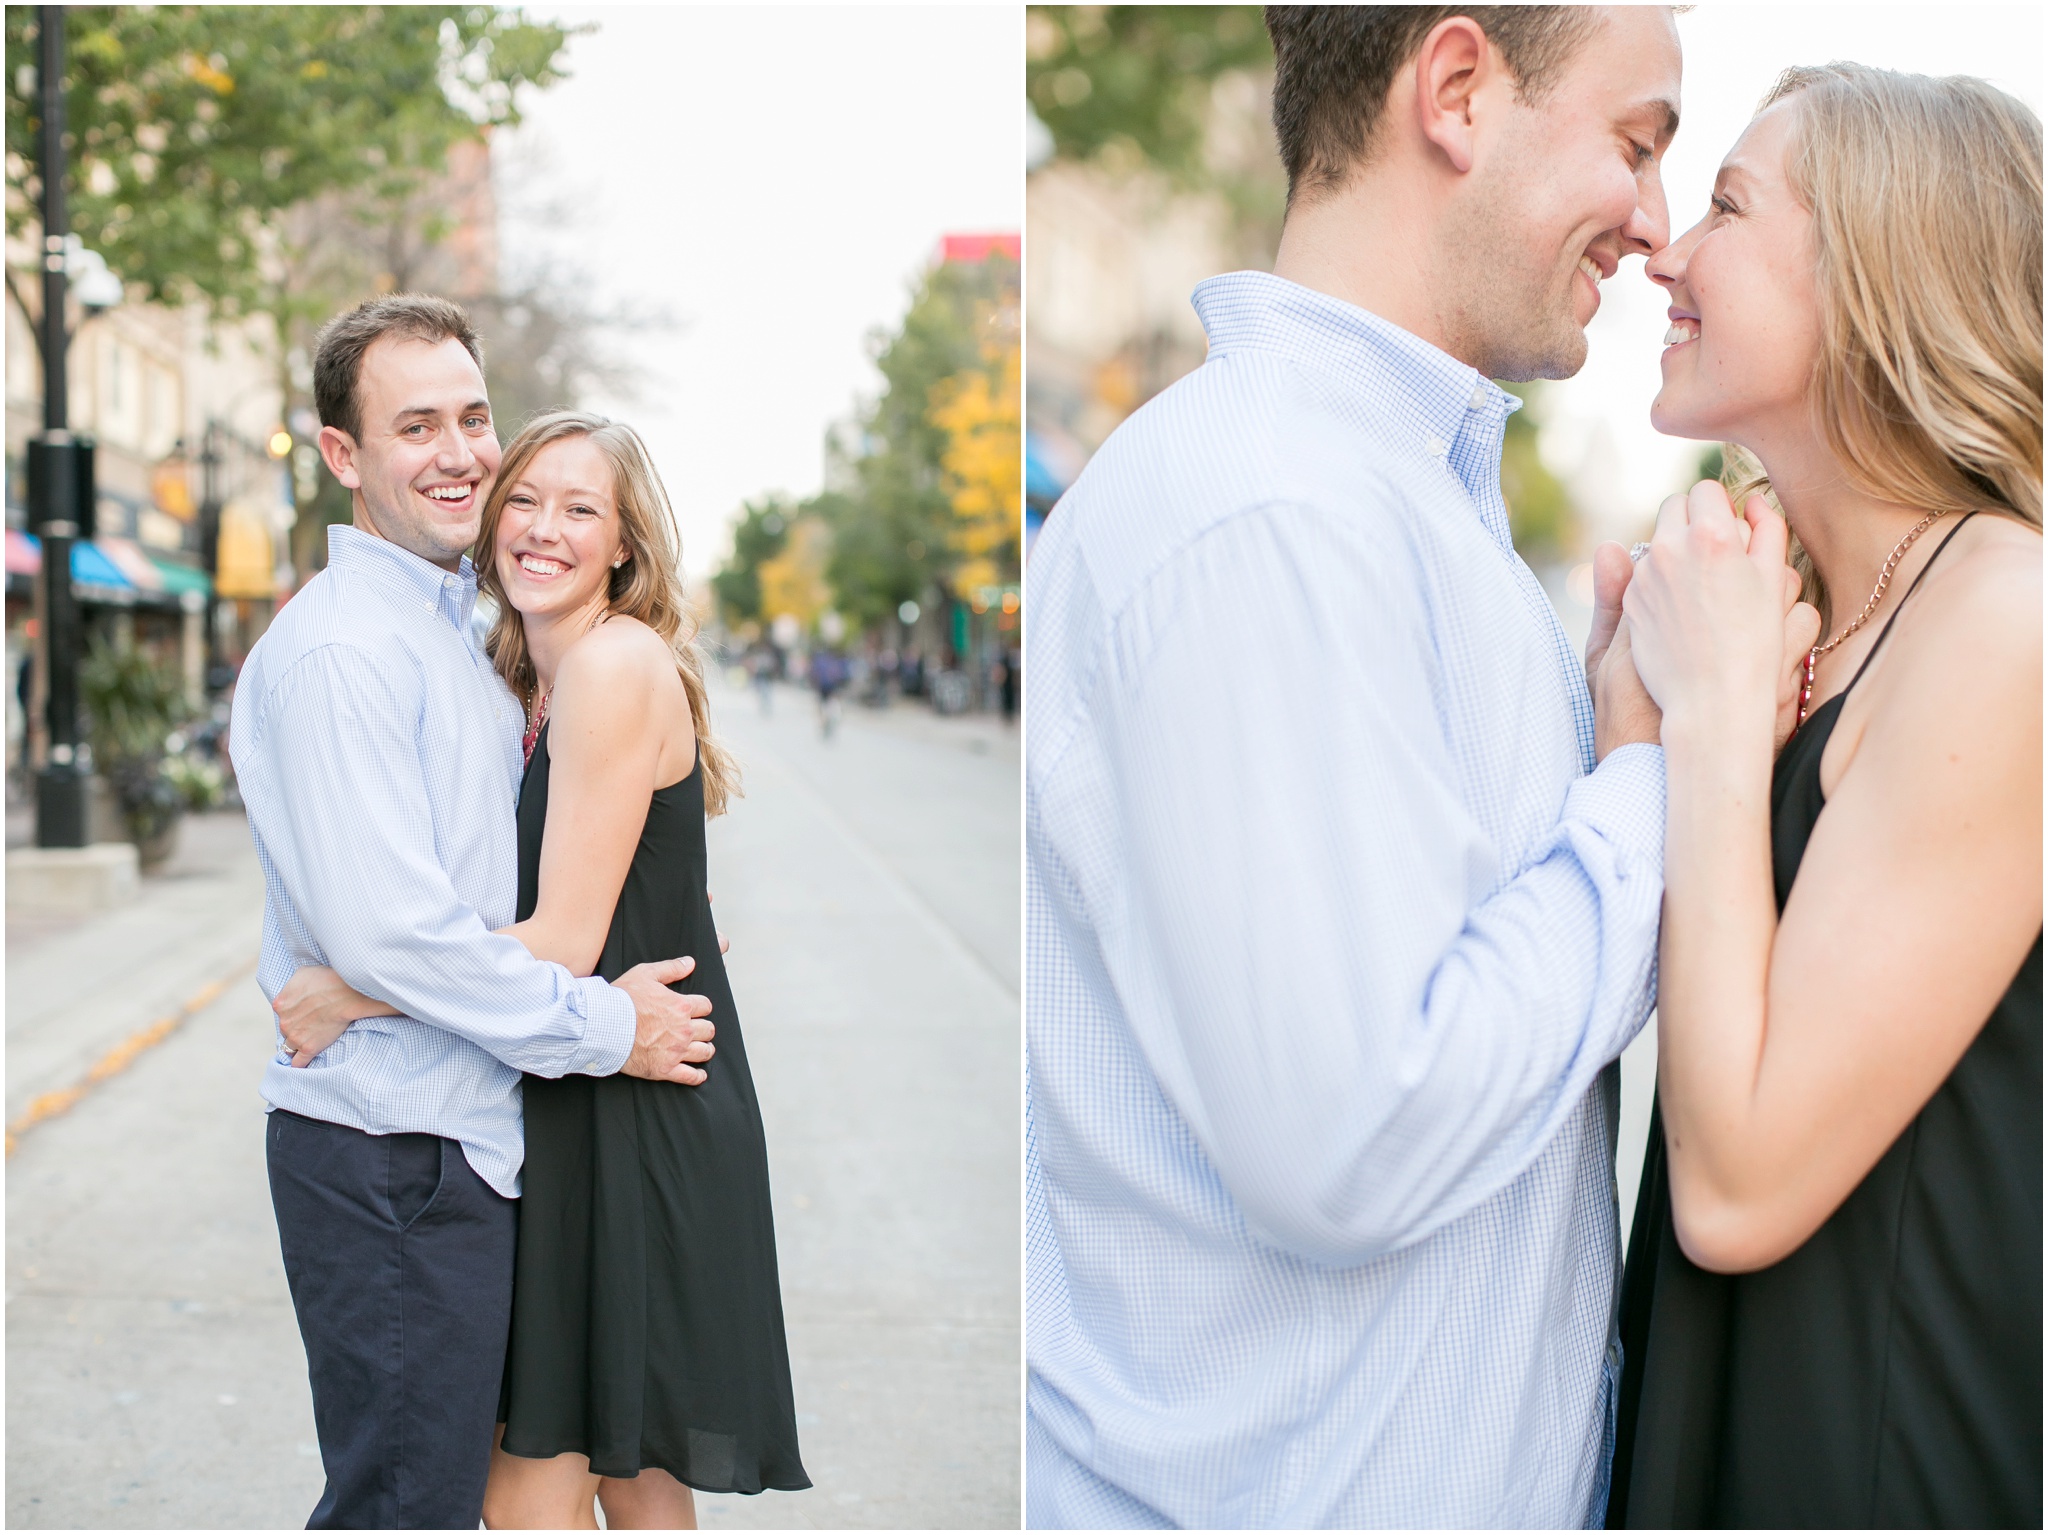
[79,635,192,870]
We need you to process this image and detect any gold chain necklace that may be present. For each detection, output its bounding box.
[1795,509,1949,730]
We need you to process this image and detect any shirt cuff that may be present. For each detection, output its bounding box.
[571,975,636,1076]
[1566,742,1667,881]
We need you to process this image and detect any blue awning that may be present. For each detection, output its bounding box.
[12,532,143,602]
[71,538,135,596]
[1026,431,1067,506]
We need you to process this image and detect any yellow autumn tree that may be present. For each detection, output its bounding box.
[929,334,1022,597]
[754,515,834,633]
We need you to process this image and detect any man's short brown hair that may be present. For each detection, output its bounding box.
[1265,6,1603,206]
[312,293,486,444]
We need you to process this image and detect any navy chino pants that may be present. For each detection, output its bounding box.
[267,1107,516,1530]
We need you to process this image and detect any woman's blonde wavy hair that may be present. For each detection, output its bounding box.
[1721,63,2042,625]
[476,411,741,816]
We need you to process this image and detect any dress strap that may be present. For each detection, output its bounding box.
[1839,512,1979,699]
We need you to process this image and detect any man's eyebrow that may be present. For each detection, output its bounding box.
[391,398,492,423]
[1625,97,1681,144]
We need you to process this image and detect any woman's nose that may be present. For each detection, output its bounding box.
[1646,220,1701,291]
[1645,240,1685,293]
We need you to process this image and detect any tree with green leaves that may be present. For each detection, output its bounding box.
[1027,6,1270,183]
[713,254,1022,642]
[1498,384,1579,562]
[820,252,1019,632]
[5,6,570,323]
[712,495,794,625]
[6,6,579,575]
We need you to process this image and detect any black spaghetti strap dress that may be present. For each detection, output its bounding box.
[1610,515,2042,1528]
[497,723,810,1495]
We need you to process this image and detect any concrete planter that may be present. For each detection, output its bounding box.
[136,816,181,872]
[5,842,141,914]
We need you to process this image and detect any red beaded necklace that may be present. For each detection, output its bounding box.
[521,686,550,768]
[520,608,612,767]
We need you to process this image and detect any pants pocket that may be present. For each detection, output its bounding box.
[388,1133,445,1230]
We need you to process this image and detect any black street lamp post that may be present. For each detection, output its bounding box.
[197,421,224,689]
[29,4,97,848]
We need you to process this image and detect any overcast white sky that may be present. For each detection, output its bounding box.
[1547,3,2044,548]
[498,5,1021,577]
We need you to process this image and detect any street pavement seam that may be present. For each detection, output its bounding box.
[4,953,259,1156]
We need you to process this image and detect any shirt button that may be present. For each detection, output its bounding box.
[1426,435,1448,457]
[1470,382,1490,410]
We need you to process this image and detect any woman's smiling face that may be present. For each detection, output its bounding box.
[492,434,630,620]
[1645,99,1826,448]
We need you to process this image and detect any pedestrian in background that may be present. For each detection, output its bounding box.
[811,646,848,739]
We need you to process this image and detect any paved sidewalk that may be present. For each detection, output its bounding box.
[6,811,318,1527]
[6,677,1020,1529]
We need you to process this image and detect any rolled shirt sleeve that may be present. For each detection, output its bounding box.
[250,643,635,1078]
[1095,500,1664,1266]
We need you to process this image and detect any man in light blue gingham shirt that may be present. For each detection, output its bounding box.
[1024,268,1668,1528]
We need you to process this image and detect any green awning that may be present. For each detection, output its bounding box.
[148,555,211,599]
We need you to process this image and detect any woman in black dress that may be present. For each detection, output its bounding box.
[282,411,809,1527]
[1601,66,2040,1526]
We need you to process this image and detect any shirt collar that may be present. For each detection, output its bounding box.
[1192,270,1520,462]
[325,523,478,633]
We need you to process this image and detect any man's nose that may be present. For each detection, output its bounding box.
[1624,171,1672,258]
[434,422,478,472]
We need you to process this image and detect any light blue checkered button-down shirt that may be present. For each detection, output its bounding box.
[1025,272,1667,1528]
[231,524,635,1197]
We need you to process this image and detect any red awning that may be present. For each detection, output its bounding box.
[940,232,1020,264]
[6,528,39,577]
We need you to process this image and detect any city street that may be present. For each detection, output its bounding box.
[5,674,1020,1529]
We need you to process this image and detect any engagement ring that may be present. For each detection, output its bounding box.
[1629,542,1652,563]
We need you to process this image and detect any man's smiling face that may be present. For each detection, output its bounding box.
[1447,6,1683,380]
[325,335,501,569]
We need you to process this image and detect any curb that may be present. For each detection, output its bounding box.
[5,954,260,1156]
